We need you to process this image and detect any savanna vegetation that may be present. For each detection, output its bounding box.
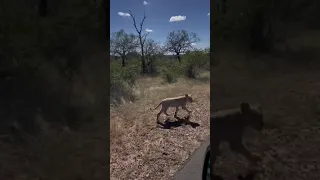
[110,27,210,105]
[110,10,210,180]
[212,0,320,179]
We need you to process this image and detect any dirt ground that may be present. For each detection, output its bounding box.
[110,73,210,180]
[211,47,320,180]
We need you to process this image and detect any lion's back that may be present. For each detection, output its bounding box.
[162,96,186,106]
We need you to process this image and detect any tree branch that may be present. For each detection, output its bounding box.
[129,10,140,34]
[142,32,149,44]
[139,12,147,34]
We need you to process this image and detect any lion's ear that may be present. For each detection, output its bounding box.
[185,94,189,97]
[240,102,251,113]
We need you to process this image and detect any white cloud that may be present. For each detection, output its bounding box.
[143,1,148,5]
[169,15,186,22]
[118,12,130,17]
[146,28,153,32]
[207,13,210,16]
[191,43,196,46]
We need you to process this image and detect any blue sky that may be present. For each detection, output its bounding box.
[110,0,210,49]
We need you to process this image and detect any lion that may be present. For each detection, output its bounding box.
[151,94,193,123]
[210,102,264,173]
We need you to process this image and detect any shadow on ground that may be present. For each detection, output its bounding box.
[157,116,200,129]
[212,169,261,180]
[237,169,261,180]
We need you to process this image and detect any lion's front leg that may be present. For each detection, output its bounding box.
[229,141,262,164]
[182,105,192,115]
[174,107,179,118]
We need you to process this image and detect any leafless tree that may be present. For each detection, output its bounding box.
[145,39,163,58]
[128,10,149,73]
[110,30,138,67]
[144,39,163,68]
[165,30,200,62]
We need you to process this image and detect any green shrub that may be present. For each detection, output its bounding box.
[181,50,207,78]
[110,61,139,104]
[126,59,141,77]
[157,59,182,83]
[147,59,159,75]
[160,68,178,83]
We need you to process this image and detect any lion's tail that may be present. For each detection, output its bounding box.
[150,102,162,110]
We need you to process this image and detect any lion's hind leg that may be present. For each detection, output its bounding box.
[156,109,163,123]
[157,106,169,123]
[163,108,170,117]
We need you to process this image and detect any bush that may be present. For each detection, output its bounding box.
[110,60,139,104]
[181,50,207,78]
[157,59,181,83]
[160,68,178,83]
[126,59,141,77]
[147,59,159,75]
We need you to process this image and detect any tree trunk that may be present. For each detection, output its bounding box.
[250,7,274,53]
[250,10,265,51]
[141,56,147,73]
[140,41,147,73]
[38,0,47,17]
[176,53,181,62]
[222,0,227,14]
[121,56,126,67]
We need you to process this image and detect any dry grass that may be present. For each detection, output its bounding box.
[110,72,210,180]
[211,30,320,179]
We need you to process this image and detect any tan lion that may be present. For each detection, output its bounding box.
[151,94,193,123]
[210,102,264,173]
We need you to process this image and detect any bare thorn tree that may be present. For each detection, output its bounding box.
[128,10,149,74]
[165,30,200,62]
